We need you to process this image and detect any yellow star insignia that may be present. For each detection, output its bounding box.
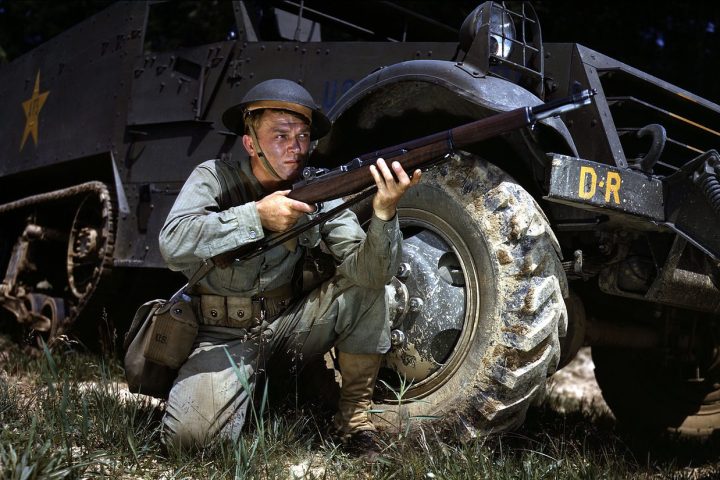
[20,71,50,151]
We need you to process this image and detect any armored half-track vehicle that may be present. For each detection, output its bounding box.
[1,1,719,439]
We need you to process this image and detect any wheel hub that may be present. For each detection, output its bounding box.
[384,229,466,383]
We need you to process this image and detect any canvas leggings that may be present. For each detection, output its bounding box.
[161,275,391,450]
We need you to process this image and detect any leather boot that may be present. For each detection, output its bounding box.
[333,351,382,436]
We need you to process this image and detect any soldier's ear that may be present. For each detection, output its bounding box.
[242,134,255,156]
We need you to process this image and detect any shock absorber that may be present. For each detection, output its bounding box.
[694,151,720,217]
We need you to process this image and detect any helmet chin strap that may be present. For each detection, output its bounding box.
[247,123,283,181]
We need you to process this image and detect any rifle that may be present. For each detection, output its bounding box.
[212,88,596,268]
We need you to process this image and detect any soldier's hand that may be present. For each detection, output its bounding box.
[256,190,315,232]
[370,158,422,221]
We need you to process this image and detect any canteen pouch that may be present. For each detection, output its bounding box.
[123,299,175,398]
[142,294,199,369]
[124,261,211,399]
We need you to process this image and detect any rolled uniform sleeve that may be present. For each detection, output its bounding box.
[321,199,402,289]
[159,161,264,270]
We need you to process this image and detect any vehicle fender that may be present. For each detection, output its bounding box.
[314,59,578,174]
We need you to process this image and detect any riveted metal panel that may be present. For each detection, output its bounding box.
[0,1,146,178]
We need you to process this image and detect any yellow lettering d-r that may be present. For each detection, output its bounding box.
[578,166,597,199]
[605,172,621,204]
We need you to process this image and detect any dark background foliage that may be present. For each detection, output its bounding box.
[0,1,718,102]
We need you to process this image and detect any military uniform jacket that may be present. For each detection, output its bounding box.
[159,158,402,297]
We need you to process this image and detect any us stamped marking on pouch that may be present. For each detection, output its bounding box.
[546,154,665,220]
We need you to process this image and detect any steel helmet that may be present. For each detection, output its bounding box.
[222,79,331,140]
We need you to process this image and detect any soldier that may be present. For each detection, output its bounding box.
[158,78,421,453]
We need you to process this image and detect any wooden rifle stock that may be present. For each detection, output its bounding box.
[288,107,532,204]
[212,89,595,267]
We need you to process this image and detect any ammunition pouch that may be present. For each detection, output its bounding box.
[196,283,296,328]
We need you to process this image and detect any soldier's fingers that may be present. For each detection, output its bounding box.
[410,169,422,186]
[288,199,315,213]
[375,158,395,182]
[369,164,388,192]
[391,161,411,185]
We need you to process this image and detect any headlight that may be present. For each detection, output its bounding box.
[488,7,515,58]
[459,1,516,59]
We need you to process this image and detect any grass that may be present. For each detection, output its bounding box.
[1,333,719,479]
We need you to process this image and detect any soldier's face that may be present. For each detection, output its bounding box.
[246,110,311,183]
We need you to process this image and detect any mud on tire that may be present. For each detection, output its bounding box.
[373,152,568,437]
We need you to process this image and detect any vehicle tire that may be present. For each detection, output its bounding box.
[593,345,720,439]
[373,152,568,438]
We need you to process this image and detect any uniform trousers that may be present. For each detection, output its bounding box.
[161,275,391,449]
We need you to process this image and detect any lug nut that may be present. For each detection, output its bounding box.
[391,329,406,347]
[409,297,424,312]
[397,263,411,280]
